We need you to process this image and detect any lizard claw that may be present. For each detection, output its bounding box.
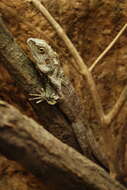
[29,88,59,105]
[29,88,46,104]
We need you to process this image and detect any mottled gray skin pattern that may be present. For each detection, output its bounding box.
[27,38,67,105]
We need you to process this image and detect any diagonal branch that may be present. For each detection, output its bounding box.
[104,86,127,126]
[0,100,126,190]
[89,23,127,126]
[89,23,127,72]
[29,0,105,126]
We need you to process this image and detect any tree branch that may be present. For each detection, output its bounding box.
[29,0,105,126]
[0,100,126,190]
[89,23,127,72]
[104,86,127,126]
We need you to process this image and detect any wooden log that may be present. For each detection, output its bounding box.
[0,100,126,190]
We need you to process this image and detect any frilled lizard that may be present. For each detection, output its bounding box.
[27,38,69,105]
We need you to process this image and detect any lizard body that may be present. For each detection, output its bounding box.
[27,39,94,161]
[27,38,68,105]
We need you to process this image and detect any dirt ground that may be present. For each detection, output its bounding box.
[0,0,127,189]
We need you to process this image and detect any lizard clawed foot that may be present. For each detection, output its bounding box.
[29,88,60,105]
[29,88,46,104]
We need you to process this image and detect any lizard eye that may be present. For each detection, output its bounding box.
[39,47,45,54]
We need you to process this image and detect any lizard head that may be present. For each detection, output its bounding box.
[27,38,57,64]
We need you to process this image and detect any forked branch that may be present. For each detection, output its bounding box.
[28,0,105,126]
[28,0,127,127]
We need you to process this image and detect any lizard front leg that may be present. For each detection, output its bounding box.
[29,82,60,105]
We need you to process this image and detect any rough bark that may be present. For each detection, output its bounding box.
[0,100,126,190]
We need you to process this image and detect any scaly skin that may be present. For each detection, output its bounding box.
[27,38,67,105]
